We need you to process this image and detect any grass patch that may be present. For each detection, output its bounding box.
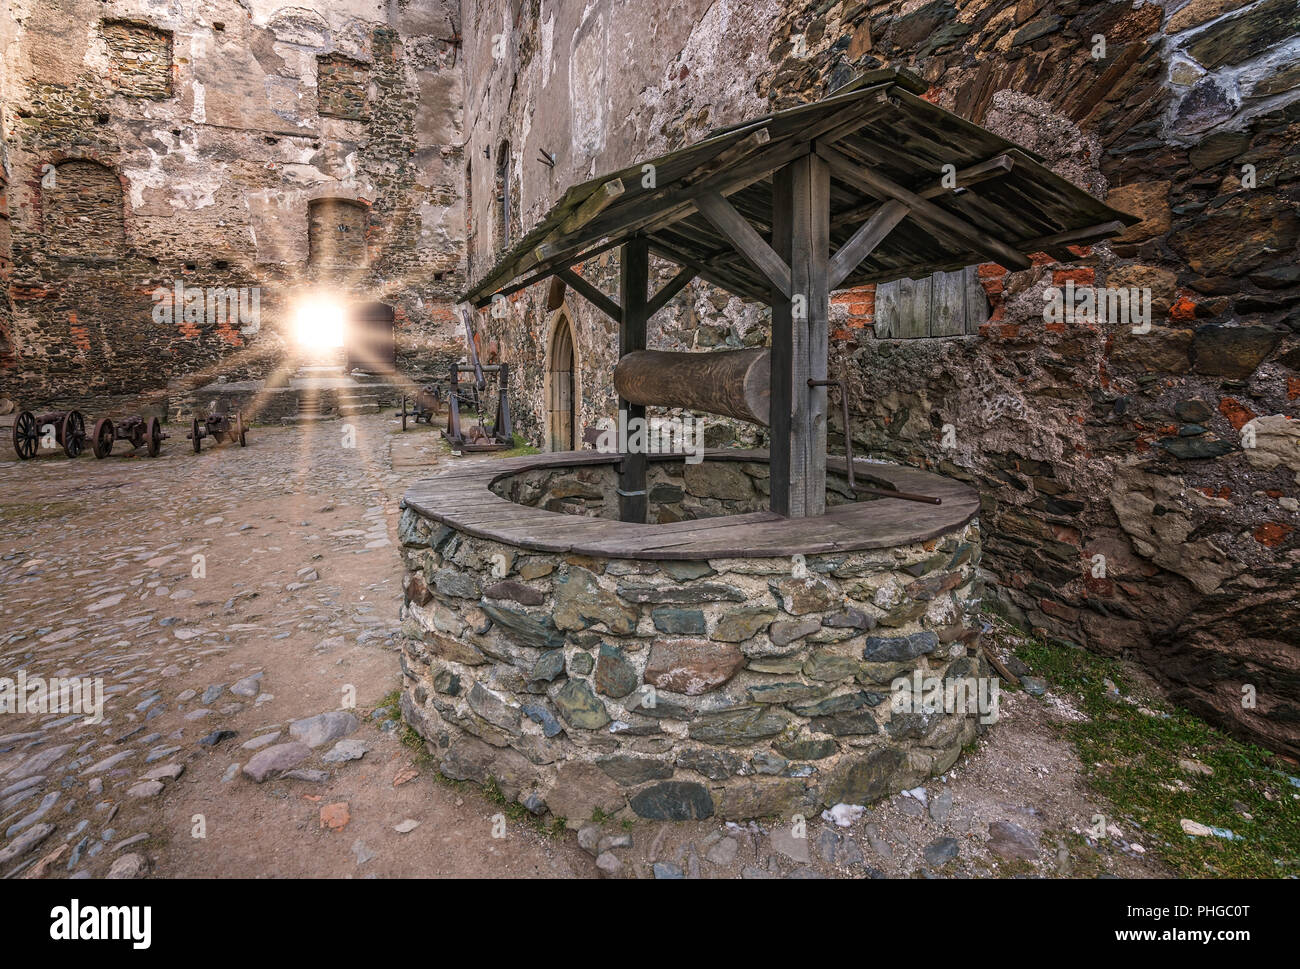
[493,433,540,459]
[1001,622,1300,878]
[0,499,85,522]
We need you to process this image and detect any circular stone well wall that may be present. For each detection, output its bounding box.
[397,452,987,825]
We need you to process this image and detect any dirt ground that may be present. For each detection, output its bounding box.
[0,413,1166,879]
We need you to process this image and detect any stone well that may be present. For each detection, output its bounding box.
[397,450,987,825]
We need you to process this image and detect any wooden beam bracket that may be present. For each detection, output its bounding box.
[557,267,622,322]
[696,191,793,298]
[645,266,696,318]
[828,199,910,290]
[816,141,1031,272]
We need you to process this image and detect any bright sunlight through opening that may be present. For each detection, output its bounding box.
[294,298,346,348]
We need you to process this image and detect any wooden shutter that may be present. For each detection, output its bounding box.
[874,265,988,338]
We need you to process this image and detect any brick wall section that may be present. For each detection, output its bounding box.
[317,54,370,121]
[42,160,125,257]
[102,20,173,100]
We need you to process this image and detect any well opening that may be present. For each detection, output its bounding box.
[490,456,868,521]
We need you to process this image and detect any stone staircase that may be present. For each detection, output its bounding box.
[337,392,381,417]
[281,398,337,425]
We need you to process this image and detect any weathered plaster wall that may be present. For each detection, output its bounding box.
[1,0,466,409]
[465,0,1300,756]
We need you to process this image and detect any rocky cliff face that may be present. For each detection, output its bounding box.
[468,0,1298,755]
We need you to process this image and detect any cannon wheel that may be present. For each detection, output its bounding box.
[12,410,38,460]
[191,418,202,454]
[236,413,246,447]
[92,418,115,459]
[62,410,85,458]
[401,397,408,432]
[146,418,163,458]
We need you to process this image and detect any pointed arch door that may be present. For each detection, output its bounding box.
[548,314,575,452]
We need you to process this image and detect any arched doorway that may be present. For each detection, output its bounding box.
[547,311,576,452]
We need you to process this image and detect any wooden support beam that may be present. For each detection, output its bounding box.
[815,141,1032,271]
[645,265,696,318]
[557,268,621,322]
[828,199,909,290]
[769,153,829,519]
[618,237,650,524]
[474,237,624,308]
[1016,220,1126,252]
[682,128,771,186]
[645,241,766,304]
[696,191,793,297]
[557,178,625,235]
[830,153,1014,228]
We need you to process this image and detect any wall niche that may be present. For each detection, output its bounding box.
[42,160,126,258]
[308,198,369,273]
[102,20,174,100]
[317,55,371,121]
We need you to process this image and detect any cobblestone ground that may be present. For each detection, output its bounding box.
[1,414,1165,879]
[0,415,591,877]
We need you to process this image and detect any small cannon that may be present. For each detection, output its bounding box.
[11,409,87,459]
[92,416,167,459]
[187,409,247,453]
[398,383,446,431]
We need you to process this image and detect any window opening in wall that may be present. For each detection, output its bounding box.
[495,141,511,252]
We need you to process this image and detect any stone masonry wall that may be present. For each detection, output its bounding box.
[1,0,466,411]
[397,490,985,824]
[463,0,1300,756]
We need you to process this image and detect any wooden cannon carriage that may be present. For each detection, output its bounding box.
[92,415,167,458]
[398,383,446,431]
[187,407,247,453]
[11,409,87,460]
[459,67,1137,522]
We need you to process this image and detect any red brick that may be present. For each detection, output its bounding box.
[1253,523,1292,548]
[1218,397,1256,430]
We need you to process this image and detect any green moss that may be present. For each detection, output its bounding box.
[374,689,561,838]
[494,433,540,458]
[999,621,1300,878]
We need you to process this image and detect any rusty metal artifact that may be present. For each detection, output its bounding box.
[12,409,87,459]
[187,409,247,453]
[92,416,167,459]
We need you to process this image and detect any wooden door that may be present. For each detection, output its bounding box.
[548,318,574,452]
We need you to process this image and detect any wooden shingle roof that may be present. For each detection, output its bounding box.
[460,68,1137,308]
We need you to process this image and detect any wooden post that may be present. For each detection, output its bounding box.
[618,237,650,523]
[769,154,829,518]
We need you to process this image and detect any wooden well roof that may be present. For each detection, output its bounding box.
[460,68,1138,308]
